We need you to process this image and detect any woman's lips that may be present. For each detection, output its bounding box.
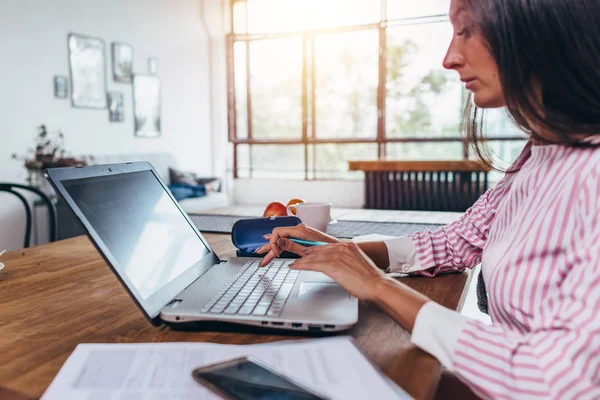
[464,78,477,90]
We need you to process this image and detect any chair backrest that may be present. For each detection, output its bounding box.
[0,183,57,248]
[349,160,491,212]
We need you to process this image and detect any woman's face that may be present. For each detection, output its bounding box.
[444,0,505,108]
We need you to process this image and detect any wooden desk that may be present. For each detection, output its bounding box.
[0,224,470,399]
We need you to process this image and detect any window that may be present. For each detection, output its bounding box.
[228,0,526,179]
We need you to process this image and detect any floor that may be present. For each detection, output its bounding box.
[460,265,491,324]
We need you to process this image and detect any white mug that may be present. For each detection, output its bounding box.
[287,202,331,233]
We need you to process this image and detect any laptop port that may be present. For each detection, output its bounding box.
[261,321,269,325]
[308,325,322,332]
[271,322,284,326]
[324,325,335,329]
[291,323,302,328]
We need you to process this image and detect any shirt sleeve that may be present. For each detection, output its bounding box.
[381,177,511,276]
[411,301,467,369]
[382,143,532,277]
[382,236,422,273]
[411,167,600,400]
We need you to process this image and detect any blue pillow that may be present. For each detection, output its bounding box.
[168,183,207,201]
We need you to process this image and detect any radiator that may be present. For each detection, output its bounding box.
[364,170,489,212]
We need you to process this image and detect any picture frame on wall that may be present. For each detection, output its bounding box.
[68,33,107,109]
[53,75,68,99]
[133,75,161,138]
[111,42,133,83]
[107,91,125,122]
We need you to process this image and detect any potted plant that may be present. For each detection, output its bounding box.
[12,125,92,196]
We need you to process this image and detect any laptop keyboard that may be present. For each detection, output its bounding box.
[200,260,299,317]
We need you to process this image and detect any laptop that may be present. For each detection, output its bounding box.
[46,162,358,332]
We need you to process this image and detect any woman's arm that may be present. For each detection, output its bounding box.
[288,215,600,399]
[386,143,532,277]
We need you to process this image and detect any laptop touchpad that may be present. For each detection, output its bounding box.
[297,282,350,301]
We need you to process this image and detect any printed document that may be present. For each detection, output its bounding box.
[41,336,411,400]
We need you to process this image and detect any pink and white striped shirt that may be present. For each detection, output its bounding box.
[384,139,600,399]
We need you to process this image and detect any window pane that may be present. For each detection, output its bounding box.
[250,38,303,139]
[234,42,248,139]
[235,144,251,178]
[386,142,464,160]
[243,0,380,33]
[233,1,247,34]
[483,108,527,138]
[251,144,305,179]
[387,0,449,20]
[386,22,463,138]
[488,140,527,164]
[483,140,528,181]
[315,144,378,179]
[315,30,379,139]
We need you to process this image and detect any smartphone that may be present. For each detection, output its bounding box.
[192,356,331,400]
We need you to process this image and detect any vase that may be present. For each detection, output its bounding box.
[27,169,55,198]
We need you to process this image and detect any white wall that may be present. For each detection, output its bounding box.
[0,0,215,250]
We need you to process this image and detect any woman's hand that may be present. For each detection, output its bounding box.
[256,223,340,267]
[284,239,430,332]
[287,241,391,301]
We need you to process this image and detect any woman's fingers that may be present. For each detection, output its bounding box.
[275,238,310,256]
[258,224,341,268]
[259,238,310,267]
[255,244,269,254]
[259,249,278,267]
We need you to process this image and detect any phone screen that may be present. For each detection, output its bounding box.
[193,358,327,400]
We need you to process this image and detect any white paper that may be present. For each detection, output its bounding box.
[41,337,411,400]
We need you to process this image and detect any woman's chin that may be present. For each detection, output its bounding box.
[472,92,506,109]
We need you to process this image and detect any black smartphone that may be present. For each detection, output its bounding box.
[192,356,331,400]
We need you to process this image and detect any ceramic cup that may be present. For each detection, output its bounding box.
[287,202,331,233]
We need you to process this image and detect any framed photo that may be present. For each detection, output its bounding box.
[107,91,125,122]
[53,75,68,99]
[148,57,158,76]
[68,33,107,109]
[111,42,133,83]
[133,75,161,138]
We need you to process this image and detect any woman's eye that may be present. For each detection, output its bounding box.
[456,26,472,37]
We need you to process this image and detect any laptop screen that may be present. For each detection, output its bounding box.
[61,169,212,318]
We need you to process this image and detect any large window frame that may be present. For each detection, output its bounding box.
[226,0,525,179]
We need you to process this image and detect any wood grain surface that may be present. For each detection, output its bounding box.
[0,232,469,400]
[348,160,491,173]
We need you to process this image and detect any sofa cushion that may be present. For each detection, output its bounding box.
[169,167,221,192]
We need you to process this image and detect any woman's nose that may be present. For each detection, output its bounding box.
[442,38,465,70]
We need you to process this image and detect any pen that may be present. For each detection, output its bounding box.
[289,238,328,247]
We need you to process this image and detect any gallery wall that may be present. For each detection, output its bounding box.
[0,0,216,250]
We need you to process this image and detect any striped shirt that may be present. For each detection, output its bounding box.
[384,139,600,399]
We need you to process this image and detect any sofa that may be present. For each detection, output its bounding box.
[91,152,230,214]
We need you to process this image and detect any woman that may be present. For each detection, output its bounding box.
[256,0,600,398]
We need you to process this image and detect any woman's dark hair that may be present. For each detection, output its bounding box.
[462,0,600,169]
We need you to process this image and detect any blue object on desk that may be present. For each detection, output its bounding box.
[231,216,302,258]
[289,238,328,247]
